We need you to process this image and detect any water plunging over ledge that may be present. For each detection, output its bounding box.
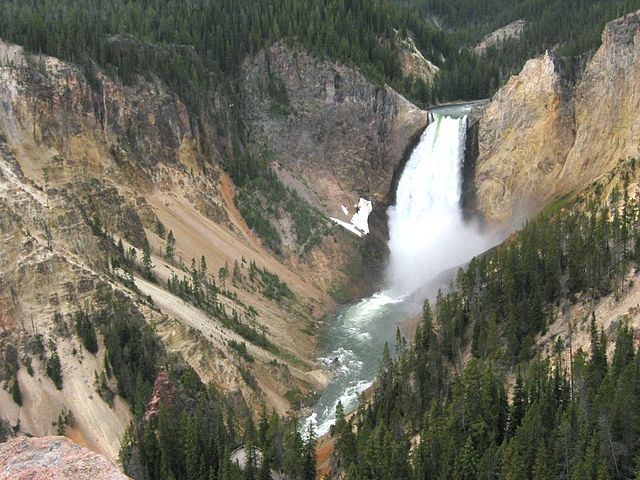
[308,106,489,434]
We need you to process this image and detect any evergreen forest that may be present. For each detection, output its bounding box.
[330,161,640,479]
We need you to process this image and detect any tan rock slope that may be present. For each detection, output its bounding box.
[558,11,640,191]
[472,11,640,224]
[0,436,129,480]
[473,20,526,56]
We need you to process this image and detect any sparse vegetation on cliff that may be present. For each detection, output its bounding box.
[120,364,319,480]
[166,255,290,355]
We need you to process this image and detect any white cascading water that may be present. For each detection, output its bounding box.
[387,113,487,295]
[309,109,492,435]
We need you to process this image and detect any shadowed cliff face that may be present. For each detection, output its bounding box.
[472,10,640,225]
[242,43,428,294]
[243,43,428,211]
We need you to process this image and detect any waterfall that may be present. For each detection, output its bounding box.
[308,109,493,436]
[387,113,486,295]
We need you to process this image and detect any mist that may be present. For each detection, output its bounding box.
[386,113,493,297]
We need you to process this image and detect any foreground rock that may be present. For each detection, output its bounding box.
[0,436,129,480]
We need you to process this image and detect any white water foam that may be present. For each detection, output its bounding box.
[387,113,488,295]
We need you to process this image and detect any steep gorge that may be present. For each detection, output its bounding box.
[2,6,640,475]
[0,38,427,460]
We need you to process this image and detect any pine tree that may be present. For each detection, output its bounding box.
[183,414,204,480]
[587,313,608,393]
[141,421,161,480]
[158,407,179,480]
[142,245,154,279]
[11,375,22,406]
[458,436,478,480]
[165,230,175,261]
[532,443,553,480]
[302,423,317,480]
[46,348,63,390]
[75,311,98,354]
[508,370,527,438]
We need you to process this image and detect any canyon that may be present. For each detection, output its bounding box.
[0,36,427,460]
[1,7,640,476]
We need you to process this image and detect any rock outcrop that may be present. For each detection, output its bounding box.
[397,34,440,85]
[472,52,575,223]
[243,43,427,213]
[0,436,129,480]
[472,10,640,224]
[558,11,640,191]
[473,20,526,56]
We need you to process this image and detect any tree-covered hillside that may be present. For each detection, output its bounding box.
[399,0,640,83]
[331,160,640,479]
[0,0,493,108]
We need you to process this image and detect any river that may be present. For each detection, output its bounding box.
[308,102,490,435]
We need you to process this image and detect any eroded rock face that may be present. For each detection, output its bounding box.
[397,34,439,85]
[243,43,428,214]
[0,39,329,459]
[473,20,526,56]
[473,10,640,224]
[473,52,575,223]
[0,436,129,480]
[558,11,640,191]
[242,43,428,290]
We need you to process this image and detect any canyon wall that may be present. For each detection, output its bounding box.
[471,11,640,224]
[0,38,425,460]
[242,43,428,292]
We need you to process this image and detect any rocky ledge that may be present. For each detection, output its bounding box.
[0,436,129,480]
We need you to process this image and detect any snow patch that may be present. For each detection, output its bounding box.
[331,197,372,237]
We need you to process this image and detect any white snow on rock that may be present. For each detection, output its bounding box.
[351,198,372,235]
[331,197,372,237]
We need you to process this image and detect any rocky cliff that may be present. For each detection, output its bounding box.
[0,40,326,460]
[471,10,640,224]
[558,11,640,191]
[242,43,428,292]
[0,38,425,463]
[471,51,575,223]
[0,436,129,480]
[473,20,526,56]
[243,43,427,212]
